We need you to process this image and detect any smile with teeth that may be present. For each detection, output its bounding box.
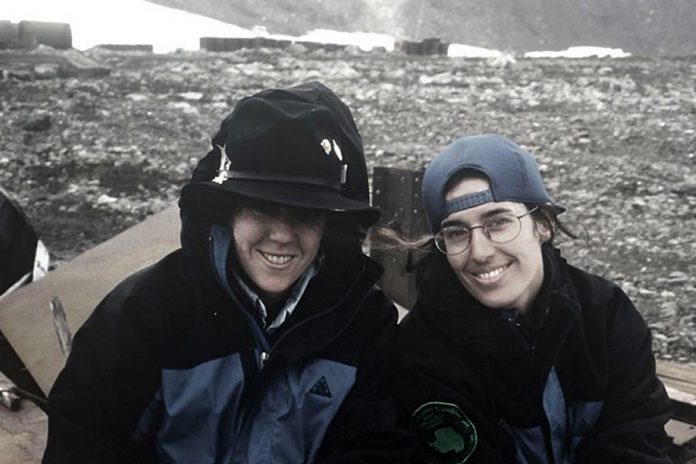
[473,264,510,281]
[260,251,293,265]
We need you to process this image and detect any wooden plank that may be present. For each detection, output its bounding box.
[0,205,179,396]
[658,361,696,399]
[657,361,696,426]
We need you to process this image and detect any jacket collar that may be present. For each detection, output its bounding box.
[229,251,321,333]
[412,244,580,359]
[181,213,384,359]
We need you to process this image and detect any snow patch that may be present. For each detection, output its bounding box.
[448,43,507,58]
[525,46,630,59]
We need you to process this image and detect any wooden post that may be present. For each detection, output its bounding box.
[370,167,429,309]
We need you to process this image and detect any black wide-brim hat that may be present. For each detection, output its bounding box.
[179,82,379,227]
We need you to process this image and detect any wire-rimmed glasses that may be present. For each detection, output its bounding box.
[434,207,539,255]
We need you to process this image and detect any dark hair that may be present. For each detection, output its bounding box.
[322,214,370,256]
[367,226,434,270]
[529,204,579,244]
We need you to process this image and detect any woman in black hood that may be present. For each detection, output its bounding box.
[44,82,413,464]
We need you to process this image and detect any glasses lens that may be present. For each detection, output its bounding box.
[485,214,521,243]
[435,226,470,255]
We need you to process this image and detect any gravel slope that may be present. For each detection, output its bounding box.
[1,46,694,362]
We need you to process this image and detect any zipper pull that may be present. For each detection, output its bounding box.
[259,351,269,368]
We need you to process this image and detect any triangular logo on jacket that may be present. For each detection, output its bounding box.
[308,376,332,398]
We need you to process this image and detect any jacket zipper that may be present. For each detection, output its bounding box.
[208,231,372,369]
[264,266,369,366]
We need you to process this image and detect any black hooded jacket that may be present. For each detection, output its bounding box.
[43,207,414,463]
[392,244,672,464]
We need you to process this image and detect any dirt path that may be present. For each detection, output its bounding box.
[0,396,46,463]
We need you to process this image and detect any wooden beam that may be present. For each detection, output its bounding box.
[0,205,179,395]
[658,361,696,399]
[657,361,696,426]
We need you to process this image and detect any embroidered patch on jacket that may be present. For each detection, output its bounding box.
[410,402,478,464]
[308,376,332,398]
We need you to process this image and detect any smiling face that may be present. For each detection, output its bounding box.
[231,200,325,306]
[443,176,551,313]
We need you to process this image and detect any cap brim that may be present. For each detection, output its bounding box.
[548,202,566,215]
[180,179,380,226]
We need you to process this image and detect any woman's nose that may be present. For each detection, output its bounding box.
[267,214,295,242]
[468,227,495,262]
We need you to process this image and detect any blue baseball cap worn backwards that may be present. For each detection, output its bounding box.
[422,134,566,233]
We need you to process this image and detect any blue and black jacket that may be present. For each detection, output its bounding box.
[43,214,413,463]
[392,244,672,464]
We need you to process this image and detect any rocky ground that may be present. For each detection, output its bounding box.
[1,45,695,362]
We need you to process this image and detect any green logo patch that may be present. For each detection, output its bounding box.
[410,402,478,464]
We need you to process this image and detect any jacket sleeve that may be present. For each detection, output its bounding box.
[43,285,161,464]
[575,287,672,464]
[314,290,417,464]
[390,309,507,464]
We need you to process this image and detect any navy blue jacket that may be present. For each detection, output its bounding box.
[44,219,413,463]
[392,245,672,464]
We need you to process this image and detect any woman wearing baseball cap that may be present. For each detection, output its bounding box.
[392,134,672,463]
[44,82,413,463]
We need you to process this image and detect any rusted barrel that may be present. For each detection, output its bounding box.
[18,21,72,50]
[96,44,154,52]
[0,21,20,48]
[422,38,449,55]
[397,40,419,55]
[186,35,347,54]
[200,36,293,52]
[294,41,346,52]
[256,37,291,49]
[200,37,251,52]
[398,38,449,56]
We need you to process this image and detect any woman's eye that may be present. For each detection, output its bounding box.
[445,228,469,241]
[247,202,275,217]
[295,210,322,222]
[487,215,515,230]
[248,207,267,217]
[245,204,324,226]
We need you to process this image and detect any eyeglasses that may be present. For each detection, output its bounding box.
[434,207,539,255]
